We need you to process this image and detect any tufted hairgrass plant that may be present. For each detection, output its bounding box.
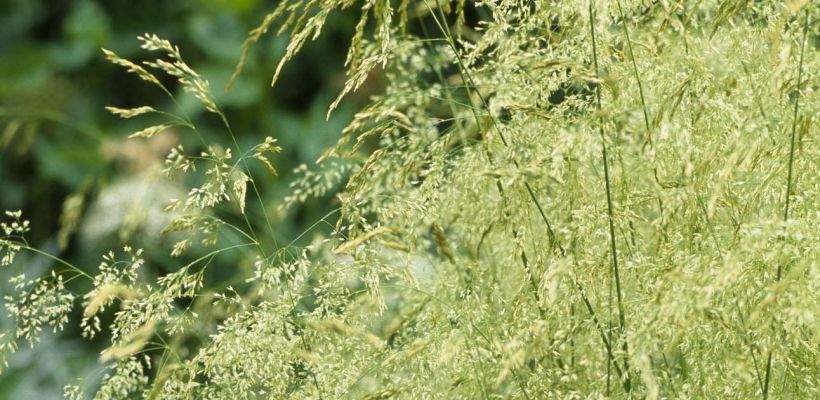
[1,1,818,399]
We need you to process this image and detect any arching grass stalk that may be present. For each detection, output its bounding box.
[423,2,632,392]
[615,1,688,390]
[588,0,631,393]
[762,9,810,400]
[614,0,651,143]
[420,0,555,322]
[422,0,561,252]
[216,110,277,255]
[695,193,766,393]
[422,3,634,390]
[19,244,93,280]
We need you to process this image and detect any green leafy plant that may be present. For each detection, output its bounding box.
[2,1,817,398]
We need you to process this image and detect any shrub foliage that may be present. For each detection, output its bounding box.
[2,1,818,398]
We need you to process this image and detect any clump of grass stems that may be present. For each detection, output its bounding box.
[1,1,817,399]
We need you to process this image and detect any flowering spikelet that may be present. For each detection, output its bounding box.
[128,124,171,139]
[102,48,161,87]
[139,33,218,113]
[0,210,29,266]
[105,106,156,119]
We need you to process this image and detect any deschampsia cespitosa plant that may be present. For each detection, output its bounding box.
[1,0,818,398]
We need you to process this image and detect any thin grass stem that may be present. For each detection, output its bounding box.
[588,1,631,393]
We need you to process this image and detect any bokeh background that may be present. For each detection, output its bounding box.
[0,0,368,397]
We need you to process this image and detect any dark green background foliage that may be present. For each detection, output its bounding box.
[1,1,360,397]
